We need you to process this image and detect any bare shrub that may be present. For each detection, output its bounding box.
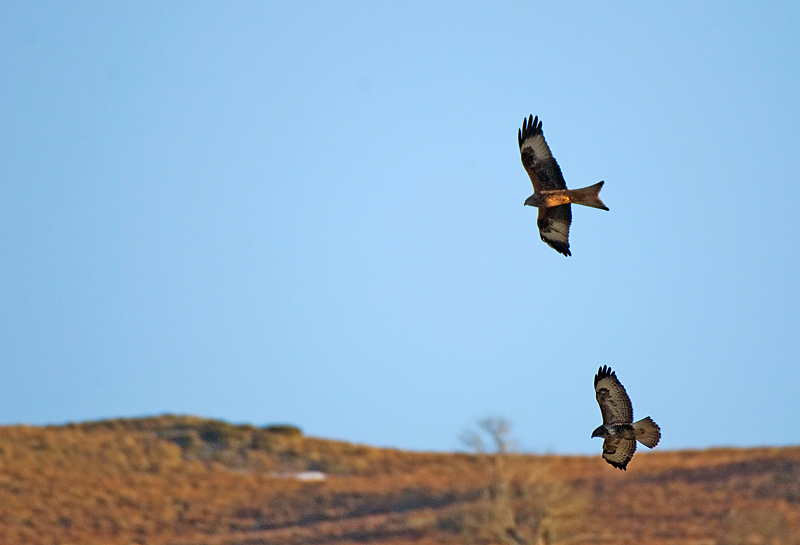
[460,417,588,545]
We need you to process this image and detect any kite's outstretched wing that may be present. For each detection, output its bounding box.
[518,115,568,192]
[537,205,572,256]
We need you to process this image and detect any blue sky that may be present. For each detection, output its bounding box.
[2,2,799,454]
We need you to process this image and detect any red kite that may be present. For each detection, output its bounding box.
[519,115,608,256]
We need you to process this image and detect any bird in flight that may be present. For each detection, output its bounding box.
[591,365,661,470]
[518,115,608,256]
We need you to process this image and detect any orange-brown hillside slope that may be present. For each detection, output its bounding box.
[0,415,798,545]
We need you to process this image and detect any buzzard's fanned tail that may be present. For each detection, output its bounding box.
[633,416,661,449]
[567,181,609,210]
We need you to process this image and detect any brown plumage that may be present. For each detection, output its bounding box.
[591,365,661,470]
[518,115,608,256]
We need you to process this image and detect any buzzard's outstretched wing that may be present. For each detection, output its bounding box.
[518,115,567,192]
[602,437,637,470]
[595,365,633,424]
[519,115,573,256]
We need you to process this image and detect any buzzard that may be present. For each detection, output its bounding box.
[518,115,608,256]
[591,365,661,470]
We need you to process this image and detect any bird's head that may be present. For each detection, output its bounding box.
[591,425,607,439]
[524,193,542,207]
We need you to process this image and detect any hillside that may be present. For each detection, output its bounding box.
[0,416,798,545]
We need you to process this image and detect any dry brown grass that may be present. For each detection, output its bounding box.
[0,416,798,545]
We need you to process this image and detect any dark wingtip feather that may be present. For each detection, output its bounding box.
[607,459,628,470]
[540,235,571,257]
[518,114,544,149]
[595,365,616,387]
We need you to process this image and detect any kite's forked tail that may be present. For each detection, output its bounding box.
[536,181,609,210]
[633,416,661,448]
[567,181,609,210]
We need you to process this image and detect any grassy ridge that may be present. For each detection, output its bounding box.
[0,416,798,544]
